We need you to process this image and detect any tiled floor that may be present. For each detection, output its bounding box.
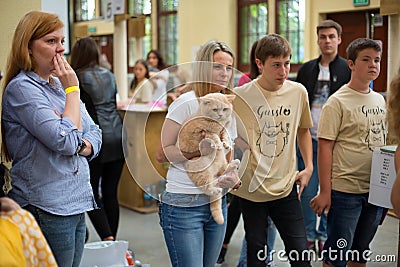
[86,206,399,267]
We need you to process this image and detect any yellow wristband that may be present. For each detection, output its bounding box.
[65,86,79,94]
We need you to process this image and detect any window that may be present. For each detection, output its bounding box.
[74,0,99,22]
[237,0,305,72]
[276,0,305,66]
[237,0,268,71]
[128,0,152,57]
[157,0,178,66]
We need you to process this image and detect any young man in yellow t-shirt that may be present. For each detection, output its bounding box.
[311,38,386,267]
[233,34,313,267]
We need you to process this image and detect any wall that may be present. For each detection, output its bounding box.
[305,0,381,61]
[388,15,400,82]
[178,0,237,63]
[0,0,41,83]
[1,1,398,86]
[306,0,400,85]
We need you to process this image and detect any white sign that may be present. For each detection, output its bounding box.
[368,146,397,208]
[105,0,114,22]
[105,0,125,22]
[113,0,125,15]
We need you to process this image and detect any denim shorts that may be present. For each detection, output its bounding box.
[323,190,383,267]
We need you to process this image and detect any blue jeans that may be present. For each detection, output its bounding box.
[297,139,327,241]
[238,216,277,266]
[240,185,311,267]
[158,192,227,267]
[25,205,86,267]
[323,190,383,267]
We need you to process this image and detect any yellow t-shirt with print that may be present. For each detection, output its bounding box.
[233,79,312,202]
[318,85,386,194]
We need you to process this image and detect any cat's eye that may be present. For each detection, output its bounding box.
[213,108,218,112]
[223,108,228,111]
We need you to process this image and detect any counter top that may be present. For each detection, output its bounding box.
[119,103,167,113]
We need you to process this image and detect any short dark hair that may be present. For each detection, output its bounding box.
[317,20,342,36]
[346,38,382,62]
[255,34,291,64]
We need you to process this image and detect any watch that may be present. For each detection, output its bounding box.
[76,140,87,154]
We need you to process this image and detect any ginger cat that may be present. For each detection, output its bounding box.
[177,92,240,224]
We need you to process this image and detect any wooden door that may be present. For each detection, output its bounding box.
[328,11,388,92]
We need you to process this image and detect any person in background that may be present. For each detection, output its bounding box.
[388,67,400,216]
[237,40,260,86]
[311,38,386,267]
[146,49,169,105]
[70,37,125,242]
[218,40,278,267]
[295,19,351,253]
[1,11,102,267]
[147,49,167,73]
[157,40,242,267]
[233,34,313,267]
[129,59,153,103]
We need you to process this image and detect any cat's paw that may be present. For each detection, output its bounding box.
[226,159,240,172]
[199,138,216,155]
[222,140,231,150]
[207,138,224,150]
[207,187,223,196]
[215,143,224,150]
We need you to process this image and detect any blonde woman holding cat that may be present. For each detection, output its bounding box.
[157,40,241,267]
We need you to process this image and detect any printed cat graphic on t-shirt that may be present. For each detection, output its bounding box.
[256,121,290,158]
[365,118,386,151]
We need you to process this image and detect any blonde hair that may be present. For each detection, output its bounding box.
[387,67,400,142]
[192,40,235,97]
[1,11,63,161]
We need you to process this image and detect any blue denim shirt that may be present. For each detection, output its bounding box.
[2,71,102,215]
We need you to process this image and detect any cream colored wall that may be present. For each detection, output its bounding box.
[305,0,381,61]
[387,15,400,83]
[178,0,237,63]
[305,0,400,86]
[0,0,41,83]
[1,1,398,87]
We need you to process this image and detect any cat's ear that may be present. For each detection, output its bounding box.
[225,94,236,103]
[199,96,212,105]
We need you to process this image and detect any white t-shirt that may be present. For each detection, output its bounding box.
[131,78,153,102]
[165,90,237,194]
[152,69,169,105]
[310,64,330,139]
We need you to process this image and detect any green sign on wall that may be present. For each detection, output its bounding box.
[353,0,370,6]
